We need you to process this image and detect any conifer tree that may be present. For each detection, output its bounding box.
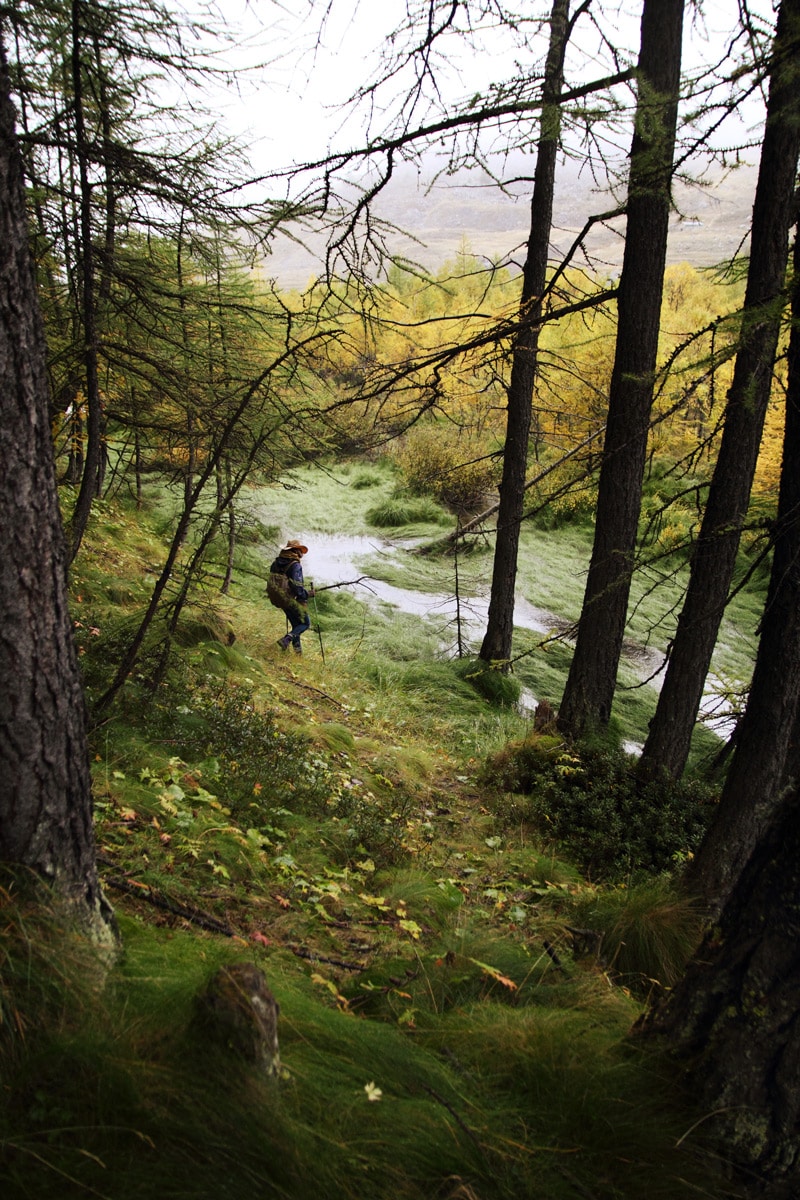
[638,0,800,779]
[479,0,577,667]
[0,33,115,946]
[557,0,684,739]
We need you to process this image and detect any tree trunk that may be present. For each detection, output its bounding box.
[558,0,684,738]
[0,38,116,948]
[638,0,800,779]
[68,0,105,562]
[782,700,800,792]
[684,210,800,911]
[479,0,573,666]
[221,457,235,595]
[638,781,800,1191]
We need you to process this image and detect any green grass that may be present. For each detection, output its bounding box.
[234,456,762,754]
[1,899,733,1200]
[0,456,763,1199]
[248,460,403,539]
[366,491,452,528]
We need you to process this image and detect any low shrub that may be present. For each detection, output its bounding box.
[393,426,501,511]
[485,737,717,881]
[323,784,417,866]
[144,677,329,815]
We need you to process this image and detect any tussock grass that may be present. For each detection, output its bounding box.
[366,492,451,528]
[572,878,705,995]
[425,1001,713,1200]
[0,871,107,1065]
[453,657,521,707]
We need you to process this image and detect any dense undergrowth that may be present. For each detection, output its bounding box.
[1,461,753,1199]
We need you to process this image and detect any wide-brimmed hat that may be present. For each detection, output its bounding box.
[280,539,308,554]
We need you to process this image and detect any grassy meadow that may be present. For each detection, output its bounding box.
[0,457,759,1200]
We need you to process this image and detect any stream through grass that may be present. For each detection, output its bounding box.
[295,531,565,642]
[278,528,736,748]
[255,464,750,753]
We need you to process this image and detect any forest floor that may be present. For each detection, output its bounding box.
[1,459,756,1200]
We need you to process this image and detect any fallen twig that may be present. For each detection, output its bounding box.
[419,1084,485,1154]
[314,576,371,592]
[290,680,346,709]
[286,944,366,972]
[103,875,235,937]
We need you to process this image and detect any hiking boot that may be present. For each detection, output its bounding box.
[292,640,302,655]
[277,634,291,651]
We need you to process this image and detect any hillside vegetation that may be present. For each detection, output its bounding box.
[1,459,756,1200]
[4,2,794,1191]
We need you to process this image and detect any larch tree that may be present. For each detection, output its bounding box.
[637,0,800,781]
[633,88,800,1181]
[7,0,262,559]
[479,0,583,667]
[0,33,116,948]
[557,0,684,739]
[682,205,800,912]
[638,772,800,1188]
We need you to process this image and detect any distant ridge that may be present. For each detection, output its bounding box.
[262,158,758,289]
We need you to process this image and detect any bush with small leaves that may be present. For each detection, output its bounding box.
[146,678,330,815]
[393,426,501,512]
[485,737,717,881]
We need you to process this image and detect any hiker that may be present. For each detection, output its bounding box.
[267,539,315,654]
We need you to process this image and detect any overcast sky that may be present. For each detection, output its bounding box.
[162,0,774,283]
[186,0,773,176]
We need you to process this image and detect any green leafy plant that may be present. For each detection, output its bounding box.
[485,738,717,880]
[145,677,330,817]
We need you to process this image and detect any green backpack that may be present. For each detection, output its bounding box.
[266,559,293,611]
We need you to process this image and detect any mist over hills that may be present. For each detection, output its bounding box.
[263,156,758,289]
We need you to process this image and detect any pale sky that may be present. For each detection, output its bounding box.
[187,0,773,176]
[161,0,773,284]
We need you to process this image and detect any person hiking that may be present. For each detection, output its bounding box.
[267,539,315,654]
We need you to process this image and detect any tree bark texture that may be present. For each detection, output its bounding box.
[685,211,800,911]
[558,0,684,738]
[638,0,800,779]
[639,783,800,1191]
[0,38,114,945]
[479,0,571,665]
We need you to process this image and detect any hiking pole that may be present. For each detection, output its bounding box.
[311,587,326,665]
